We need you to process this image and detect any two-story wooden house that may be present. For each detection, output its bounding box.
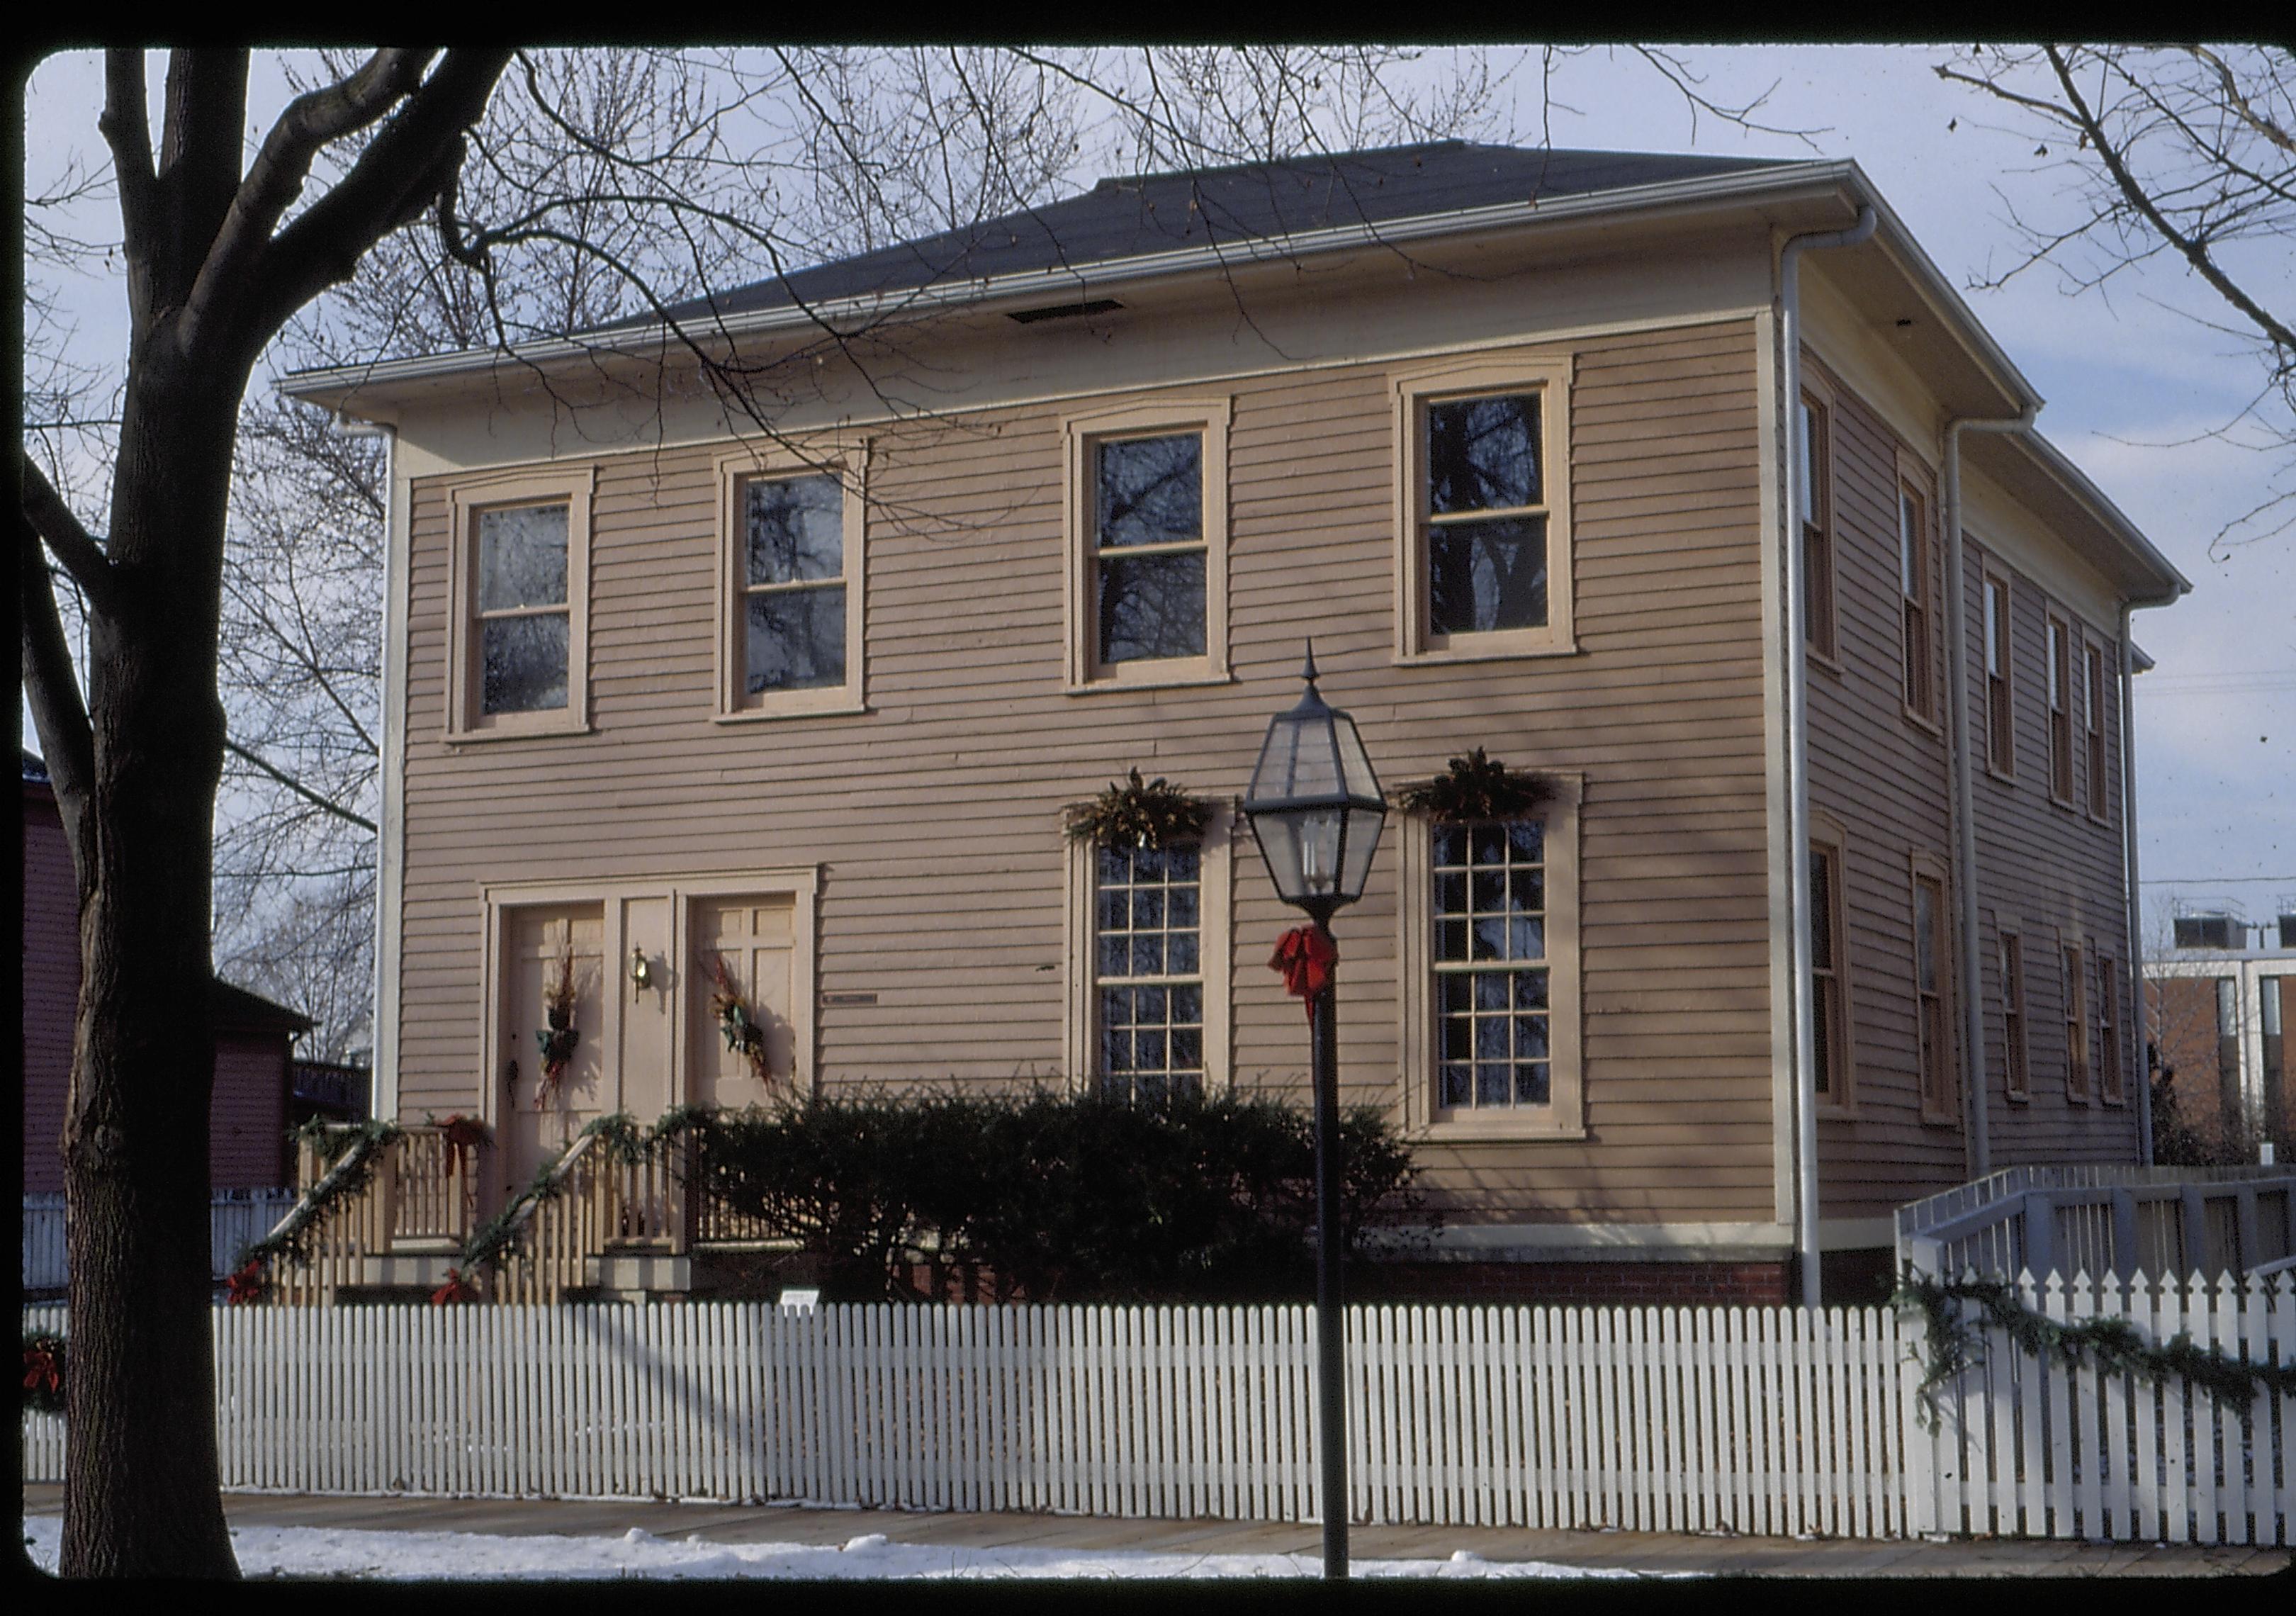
[281,142,2187,1304]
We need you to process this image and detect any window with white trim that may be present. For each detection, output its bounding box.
[1067,814,1231,1097]
[1799,388,1838,662]
[1898,479,1935,723]
[1983,572,2015,777]
[447,468,593,738]
[1809,817,1853,1108]
[1400,778,1582,1138]
[1912,855,1956,1124]
[1394,355,1575,661]
[2047,615,2074,805]
[716,449,867,719]
[2084,641,2110,821]
[1062,400,1230,690]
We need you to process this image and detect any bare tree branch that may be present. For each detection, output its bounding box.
[221,738,376,833]
[18,529,97,899]
[20,452,114,610]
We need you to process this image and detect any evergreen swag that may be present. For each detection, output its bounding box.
[1893,1272,2296,1426]
[446,1111,663,1299]
[1064,768,1210,851]
[1393,749,1553,822]
[23,1331,66,1417]
[229,1118,406,1301]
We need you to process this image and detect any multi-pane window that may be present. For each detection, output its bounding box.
[2047,617,2074,804]
[1433,821,1551,1111]
[475,503,571,714]
[2063,941,2090,1100]
[1810,839,1848,1103]
[1799,394,1837,659]
[2000,930,2029,1100]
[2095,953,2123,1104]
[1984,576,2014,775]
[1093,843,1205,1101]
[1898,483,1934,720]
[1423,393,1552,641]
[739,475,848,695]
[1093,433,1207,666]
[2215,977,2242,1125]
[1913,870,1954,1120]
[2084,643,2110,818]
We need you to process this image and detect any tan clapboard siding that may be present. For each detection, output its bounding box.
[393,317,1775,1228]
[1964,536,2141,1168]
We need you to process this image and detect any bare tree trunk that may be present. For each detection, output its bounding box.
[62,358,242,1578]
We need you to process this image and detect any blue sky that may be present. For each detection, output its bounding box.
[21,46,2292,939]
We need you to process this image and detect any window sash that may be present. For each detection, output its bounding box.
[1090,432,1208,668]
[1914,873,1952,1117]
[1899,487,1932,717]
[1091,843,1205,1097]
[1985,578,2013,773]
[2064,944,2090,1099]
[2085,646,2110,817]
[1421,391,1552,641]
[1800,395,1835,658]
[1810,841,1847,1101]
[2047,620,2073,802]
[2096,954,2123,1103]
[2001,932,2028,1099]
[1431,819,1552,1112]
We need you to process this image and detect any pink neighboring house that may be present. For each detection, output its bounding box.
[21,751,314,1193]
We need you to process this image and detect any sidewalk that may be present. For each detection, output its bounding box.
[21,1485,2290,1578]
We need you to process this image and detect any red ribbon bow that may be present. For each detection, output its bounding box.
[1269,926,1337,1019]
[225,1259,267,1306]
[430,1267,478,1307]
[23,1346,61,1396]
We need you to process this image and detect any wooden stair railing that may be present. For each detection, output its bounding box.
[260,1123,485,1305]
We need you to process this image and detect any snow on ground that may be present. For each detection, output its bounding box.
[21,1517,1682,1580]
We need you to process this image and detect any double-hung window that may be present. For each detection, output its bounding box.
[1983,572,2015,776]
[1400,777,1583,1138]
[1912,855,1956,1123]
[1067,815,1231,1099]
[2084,642,2110,820]
[1394,355,1575,661]
[2095,952,2124,1104]
[716,449,867,719]
[1799,388,1839,663]
[447,468,593,738]
[1999,927,2029,1101]
[1809,817,1852,1106]
[2047,615,2074,805]
[1064,400,1230,689]
[1898,479,1936,723]
[2063,938,2090,1101]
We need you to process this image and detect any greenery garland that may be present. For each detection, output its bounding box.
[23,1331,67,1418]
[1392,748,1553,822]
[1893,1272,2295,1427]
[446,1111,665,1298]
[1064,768,1211,851]
[229,1118,407,1302]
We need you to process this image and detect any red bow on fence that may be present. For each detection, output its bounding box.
[225,1259,267,1306]
[1268,926,1337,1019]
[430,1267,478,1307]
[23,1345,61,1397]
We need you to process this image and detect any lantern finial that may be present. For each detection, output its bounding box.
[1302,638,1319,687]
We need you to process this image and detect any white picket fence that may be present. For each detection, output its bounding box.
[21,1278,2292,1544]
[21,1190,300,1291]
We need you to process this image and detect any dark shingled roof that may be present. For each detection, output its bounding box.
[637,141,1796,329]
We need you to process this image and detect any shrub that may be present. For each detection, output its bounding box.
[685,1084,1424,1303]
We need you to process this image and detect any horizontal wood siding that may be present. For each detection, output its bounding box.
[1964,541,2142,1167]
[393,318,1776,1228]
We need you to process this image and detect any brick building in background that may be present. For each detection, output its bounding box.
[2146,908,2292,1162]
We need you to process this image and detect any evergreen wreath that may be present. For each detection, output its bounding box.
[1893,1271,2296,1428]
[23,1331,66,1417]
[534,940,585,1101]
[1064,768,1211,851]
[1392,749,1553,822]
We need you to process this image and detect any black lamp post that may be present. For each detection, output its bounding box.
[1239,641,1385,1581]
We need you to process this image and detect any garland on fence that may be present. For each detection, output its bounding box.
[229,1118,407,1304]
[1063,768,1211,851]
[1893,1272,2296,1427]
[23,1332,66,1417]
[1392,748,1553,823]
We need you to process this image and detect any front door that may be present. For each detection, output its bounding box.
[502,904,607,1186]
[690,895,797,1111]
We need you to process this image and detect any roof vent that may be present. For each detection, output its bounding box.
[1007,298,1124,325]
[2174,914,2240,950]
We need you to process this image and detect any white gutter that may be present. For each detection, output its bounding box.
[1781,203,1878,1311]
[330,410,403,1121]
[1942,409,2036,1182]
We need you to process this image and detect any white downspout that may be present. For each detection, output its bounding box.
[1781,203,1877,1310]
[2117,597,2176,1165]
[330,410,400,1119]
[1941,410,2034,1182]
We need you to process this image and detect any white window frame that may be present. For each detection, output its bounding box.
[1910,850,1958,1128]
[1982,567,2016,780]
[1062,807,1234,1091]
[445,467,595,740]
[1392,352,1577,665]
[1809,810,1857,1113]
[1061,398,1232,693]
[714,442,870,721]
[1897,455,1940,731]
[1399,773,1584,1140]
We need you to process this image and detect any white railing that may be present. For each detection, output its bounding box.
[21,1189,302,1291]
[1898,1165,2296,1282]
[22,1282,2290,1543]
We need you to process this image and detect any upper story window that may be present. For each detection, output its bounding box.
[715,449,867,720]
[1983,572,2015,777]
[1400,776,1584,1139]
[2047,615,2075,806]
[1066,812,1232,1098]
[1898,480,1936,724]
[446,468,593,739]
[1798,388,1839,663]
[1394,354,1575,662]
[1063,399,1231,691]
[2084,641,2111,820]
